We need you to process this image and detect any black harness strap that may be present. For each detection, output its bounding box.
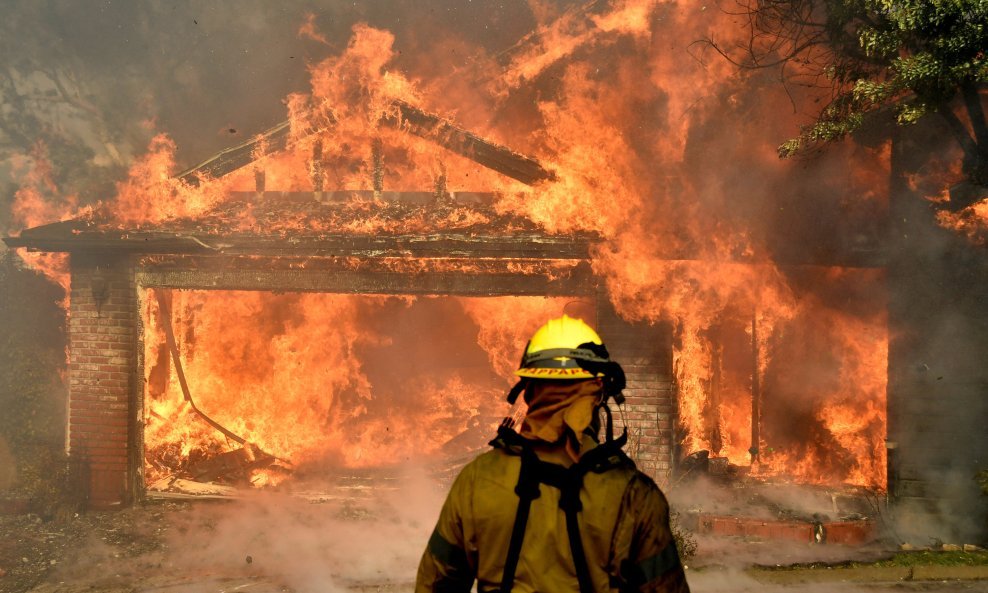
[563,494,595,593]
[499,444,540,593]
[494,427,632,593]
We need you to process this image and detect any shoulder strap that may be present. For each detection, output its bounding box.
[494,425,632,593]
[499,435,540,593]
[565,501,594,593]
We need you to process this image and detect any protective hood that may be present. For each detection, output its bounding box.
[519,379,602,462]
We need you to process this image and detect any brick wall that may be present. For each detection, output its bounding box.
[68,254,135,508]
[597,298,677,483]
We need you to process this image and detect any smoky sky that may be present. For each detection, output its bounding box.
[0,0,890,263]
[0,0,541,231]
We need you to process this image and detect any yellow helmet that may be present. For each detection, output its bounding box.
[515,315,608,380]
[505,315,627,442]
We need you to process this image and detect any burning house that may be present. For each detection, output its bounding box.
[2,98,682,507]
[1,96,895,529]
[2,7,986,549]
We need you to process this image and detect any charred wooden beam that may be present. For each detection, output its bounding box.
[3,221,890,268]
[384,100,556,186]
[137,265,597,297]
[4,219,595,260]
[176,119,297,186]
[2,213,891,268]
[173,101,555,187]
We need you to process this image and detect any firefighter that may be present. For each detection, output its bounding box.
[416,315,690,593]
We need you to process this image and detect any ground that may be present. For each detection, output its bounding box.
[1,494,987,593]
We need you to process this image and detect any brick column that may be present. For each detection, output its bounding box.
[597,297,677,483]
[68,253,135,508]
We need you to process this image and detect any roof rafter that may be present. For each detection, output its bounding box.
[176,100,556,187]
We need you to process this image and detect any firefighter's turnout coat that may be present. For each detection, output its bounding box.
[415,429,690,593]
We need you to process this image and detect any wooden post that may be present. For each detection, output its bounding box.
[750,312,760,465]
[371,138,384,198]
[310,139,324,193]
[708,329,723,455]
[434,162,453,208]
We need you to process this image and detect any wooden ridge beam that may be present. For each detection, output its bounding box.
[384,100,555,186]
[173,101,555,187]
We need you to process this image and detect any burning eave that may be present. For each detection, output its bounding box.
[3,220,594,261]
[2,189,601,300]
[4,191,595,257]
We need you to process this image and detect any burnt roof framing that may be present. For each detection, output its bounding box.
[5,219,592,260]
[134,255,595,296]
[175,100,555,187]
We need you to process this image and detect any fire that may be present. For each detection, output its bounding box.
[111,134,230,227]
[496,0,656,97]
[460,296,585,380]
[753,275,889,489]
[142,290,569,485]
[906,142,988,245]
[9,3,897,492]
[937,193,988,245]
[8,143,84,296]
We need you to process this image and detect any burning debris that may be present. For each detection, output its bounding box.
[144,289,290,493]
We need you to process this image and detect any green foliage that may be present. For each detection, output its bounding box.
[776,0,988,157]
[876,550,988,567]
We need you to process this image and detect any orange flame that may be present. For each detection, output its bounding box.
[8,143,85,296]
[8,5,897,491]
[142,290,570,484]
[937,194,988,245]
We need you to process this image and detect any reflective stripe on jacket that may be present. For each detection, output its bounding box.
[415,444,690,593]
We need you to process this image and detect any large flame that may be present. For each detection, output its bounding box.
[7,143,84,295]
[142,291,568,485]
[9,2,897,490]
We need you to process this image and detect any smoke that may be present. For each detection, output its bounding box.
[685,567,925,593]
[38,466,445,592]
[157,468,444,592]
[1,0,985,544]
